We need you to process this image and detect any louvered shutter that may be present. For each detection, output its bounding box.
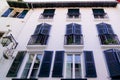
[52,51,64,77]
[84,51,97,77]
[38,51,53,77]
[6,51,26,77]
[104,49,120,78]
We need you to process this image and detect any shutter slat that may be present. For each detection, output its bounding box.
[38,51,53,77]
[52,51,64,77]
[6,51,26,77]
[84,51,97,78]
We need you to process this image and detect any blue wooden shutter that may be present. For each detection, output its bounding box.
[93,9,104,14]
[17,10,28,18]
[68,9,80,16]
[52,51,64,77]
[6,51,26,77]
[1,8,13,17]
[66,24,73,35]
[104,49,120,78]
[84,51,97,78]
[43,9,55,17]
[34,24,42,35]
[41,23,51,35]
[74,24,81,35]
[38,51,53,77]
[96,23,114,34]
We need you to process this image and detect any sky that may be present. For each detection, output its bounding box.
[23,0,115,2]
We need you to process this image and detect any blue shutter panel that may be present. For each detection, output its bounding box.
[41,24,51,35]
[66,24,73,35]
[2,8,13,17]
[38,51,53,77]
[17,10,28,18]
[6,51,26,77]
[74,24,81,35]
[52,51,64,77]
[84,51,97,78]
[34,24,42,35]
[104,49,120,78]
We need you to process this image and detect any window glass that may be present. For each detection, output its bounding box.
[21,54,34,78]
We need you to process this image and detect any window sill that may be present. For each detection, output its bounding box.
[94,18,109,21]
[26,45,47,50]
[64,45,84,50]
[66,17,81,21]
[101,45,120,49]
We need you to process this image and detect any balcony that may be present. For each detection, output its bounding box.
[64,35,84,49]
[93,13,109,21]
[27,35,48,50]
[98,34,120,48]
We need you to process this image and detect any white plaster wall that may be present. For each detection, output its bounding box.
[0,4,120,80]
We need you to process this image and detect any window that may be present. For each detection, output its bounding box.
[104,49,120,79]
[1,8,28,19]
[41,9,55,19]
[28,23,51,45]
[66,54,81,78]
[7,51,26,77]
[96,23,119,45]
[92,9,108,19]
[64,23,83,45]
[67,9,80,18]
[21,54,42,78]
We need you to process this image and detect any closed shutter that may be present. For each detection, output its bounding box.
[2,8,13,17]
[38,51,53,77]
[41,23,51,35]
[6,51,26,77]
[84,51,97,78]
[17,10,28,18]
[104,49,120,79]
[52,51,64,77]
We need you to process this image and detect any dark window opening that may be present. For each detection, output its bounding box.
[41,9,55,19]
[93,9,107,19]
[67,9,80,18]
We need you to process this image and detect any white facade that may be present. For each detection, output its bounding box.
[0,0,120,80]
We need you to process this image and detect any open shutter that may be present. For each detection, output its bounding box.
[17,10,28,18]
[104,49,120,79]
[52,51,64,77]
[6,51,26,77]
[66,24,73,35]
[34,24,42,35]
[74,24,81,35]
[84,51,97,78]
[41,23,51,35]
[38,51,53,77]
[2,8,13,17]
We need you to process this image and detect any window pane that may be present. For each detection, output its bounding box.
[67,54,73,62]
[66,63,73,78]
[30,54,42,78]
[66,54,73,78]
[21,54,34,78]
